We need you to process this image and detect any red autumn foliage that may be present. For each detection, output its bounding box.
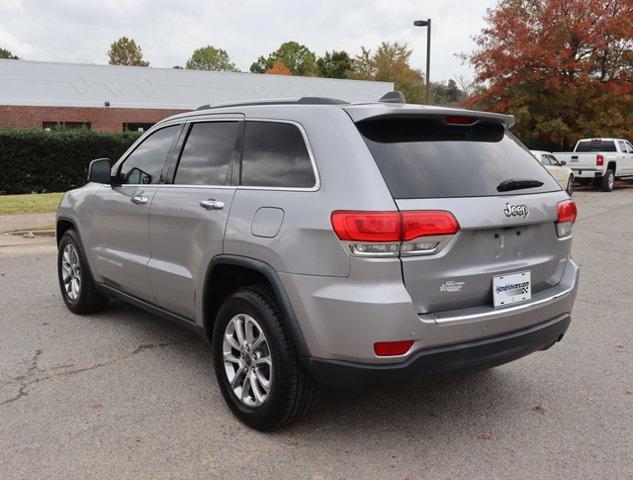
[464,0,633,148]
[265,60,292,76]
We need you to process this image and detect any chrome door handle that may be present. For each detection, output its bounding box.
[200,200,224,210]
[130,195,148,205]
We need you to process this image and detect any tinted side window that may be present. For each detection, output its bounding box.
[119,126,179,184]
[241,122,315,188]
[174,122,238,186]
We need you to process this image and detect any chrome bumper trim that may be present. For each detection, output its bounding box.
[419,260,578,326]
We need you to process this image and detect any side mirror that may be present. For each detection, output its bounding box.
[87,158,112,184]
[560,160,567,166]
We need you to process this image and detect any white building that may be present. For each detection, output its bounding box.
[0,60,393,132]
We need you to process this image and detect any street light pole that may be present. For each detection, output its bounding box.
[413,18,431,104]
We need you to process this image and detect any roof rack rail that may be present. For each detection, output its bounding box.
[196,96,349,111]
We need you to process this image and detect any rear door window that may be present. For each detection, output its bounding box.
[575,140,617,152]
[174,122,238,186]
[356,117,560,199]
[618,140,627,153]
[240,121,316,188]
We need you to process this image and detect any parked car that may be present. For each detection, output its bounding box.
[56,94,579,430]
[531,150,574,195]
[554,138,633,191]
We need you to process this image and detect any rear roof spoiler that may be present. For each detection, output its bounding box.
[343,104,515,129]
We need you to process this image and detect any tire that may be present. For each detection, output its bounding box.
[212,286,317,431]
[566,175,574,196]
[57,229,108,314]
[601,169,615,192]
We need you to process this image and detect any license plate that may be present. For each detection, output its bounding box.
[492,271,531,308]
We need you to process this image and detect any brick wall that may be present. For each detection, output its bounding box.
[0,105,188,132]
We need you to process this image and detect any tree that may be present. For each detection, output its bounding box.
[250,41,317,76]
[432,79,467,106]
[107,37,149,67]
[265,60,292,75]
[464,0,633,147]
[350,42,426,104]
[0,47,18,60]
[185,46,238,72]
[316,50,352,79]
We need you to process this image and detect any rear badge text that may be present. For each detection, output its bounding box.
[440,280,465,292]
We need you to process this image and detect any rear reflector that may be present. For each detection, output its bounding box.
[596,154,604,166]
[331,211,460,242]
[374,340,414,356]
[446,116,477,125]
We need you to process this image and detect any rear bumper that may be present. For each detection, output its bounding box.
[281,258,579,363]
[305,313,571,389]
[572,168,602,178]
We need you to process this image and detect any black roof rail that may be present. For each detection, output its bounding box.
[196,97,349,111]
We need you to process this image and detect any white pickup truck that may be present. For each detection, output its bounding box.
[554,138,633,192]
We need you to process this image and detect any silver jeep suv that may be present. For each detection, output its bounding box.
[56,95,579,430]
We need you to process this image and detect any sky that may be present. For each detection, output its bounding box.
[0,0,498,83]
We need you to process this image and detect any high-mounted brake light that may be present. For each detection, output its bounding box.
[596,154,604,166]
[446,116,477,125]
[330,210,460,256]
[556,200,577,237]
[374,340,414,356]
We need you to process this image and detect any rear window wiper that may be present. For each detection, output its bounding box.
[496,178,544,192]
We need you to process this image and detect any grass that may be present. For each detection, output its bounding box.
[0,192,64,215]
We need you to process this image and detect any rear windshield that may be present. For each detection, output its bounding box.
[575,140,617,152]
[357,117,561,199]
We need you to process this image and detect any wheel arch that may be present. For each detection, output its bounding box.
[607,161,616,174]
[56,216,77,245]
[202,255,311,357]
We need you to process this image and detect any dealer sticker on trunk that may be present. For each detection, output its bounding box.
[492,271,531,308]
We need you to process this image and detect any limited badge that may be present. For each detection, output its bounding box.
[440,280,465,292]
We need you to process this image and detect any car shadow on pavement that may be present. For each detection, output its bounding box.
[101,298,531,438]
[574,181,633,192]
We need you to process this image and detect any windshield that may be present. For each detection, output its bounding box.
[575,140,617,152]
[357,117,561,199]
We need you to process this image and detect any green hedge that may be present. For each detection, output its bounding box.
[0,128,141,194]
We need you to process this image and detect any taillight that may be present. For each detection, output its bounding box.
[401,211,460,240]
[556,200,577,237]
[596,154,604,166]
[330,210,460,256]
[330,211,402,242]
[374,340,414,356]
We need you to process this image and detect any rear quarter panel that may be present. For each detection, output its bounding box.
[224,107,398,277]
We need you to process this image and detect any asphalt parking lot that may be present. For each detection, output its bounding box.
[1,185,632,480]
